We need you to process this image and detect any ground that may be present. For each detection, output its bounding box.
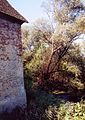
[0,87,85,120]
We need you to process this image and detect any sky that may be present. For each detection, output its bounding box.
[7,0,85,23]
[7,0,85,45]
[7,0,46,22]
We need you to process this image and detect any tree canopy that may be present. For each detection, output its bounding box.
[22,0,85,92]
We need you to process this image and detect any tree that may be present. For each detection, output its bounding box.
[39,0,85,86]
[22,0,85,91]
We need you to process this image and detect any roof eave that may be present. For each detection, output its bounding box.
[0,12,29,24]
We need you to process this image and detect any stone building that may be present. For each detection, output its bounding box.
[0,0,28,112]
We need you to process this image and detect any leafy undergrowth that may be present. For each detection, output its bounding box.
[0,89,85,120]
[27,89,85,120]
[57,100,85,120]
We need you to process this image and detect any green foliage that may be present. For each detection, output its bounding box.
[22,1,85,119]
[44,100,85,120]
[27,45,43,73]
[57,101,85,120]
[22,0,85,92]
[27,88,85,120]
[62,61,80,76]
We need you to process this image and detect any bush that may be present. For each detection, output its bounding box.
[45,100,85,120]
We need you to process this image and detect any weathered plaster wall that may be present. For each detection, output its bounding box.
[0,18,26,112]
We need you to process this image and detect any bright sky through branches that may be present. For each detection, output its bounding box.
[81,0,85,5]
[7,0,85,23]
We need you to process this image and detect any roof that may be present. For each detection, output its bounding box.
[0,0,28,23]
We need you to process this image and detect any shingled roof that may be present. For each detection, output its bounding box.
[0,0,28,23]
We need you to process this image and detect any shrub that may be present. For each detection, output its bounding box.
[45,100,85,120]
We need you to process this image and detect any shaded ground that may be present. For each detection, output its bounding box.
[0,90,68,120]
[0,107,28,120]
[0,88,85,120]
